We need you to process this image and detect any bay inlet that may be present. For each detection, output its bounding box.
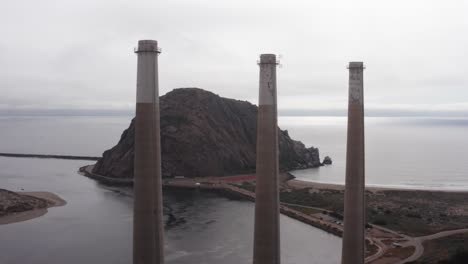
[0,157,341,264]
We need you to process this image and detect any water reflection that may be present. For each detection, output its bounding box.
[0,157,341,264]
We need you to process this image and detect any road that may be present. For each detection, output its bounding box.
[138,175,468,264]
[397,228,468,263]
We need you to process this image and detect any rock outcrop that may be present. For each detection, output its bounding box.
[323,156,332,165]
[92,88,322,178]
[0,189,48,217]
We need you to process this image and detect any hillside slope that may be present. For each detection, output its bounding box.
[93,88,322,178]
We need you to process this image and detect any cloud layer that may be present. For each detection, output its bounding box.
[1,0,467,115]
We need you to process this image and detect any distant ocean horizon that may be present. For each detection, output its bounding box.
[0,115,344,264]
[1,114,467,263]
[283,116,468,191]
[1,115,467,191]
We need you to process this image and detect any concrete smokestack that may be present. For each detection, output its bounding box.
[341,61,365,264]
[133,40,164,264]
[253,54,280,264]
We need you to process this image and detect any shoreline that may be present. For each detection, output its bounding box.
[80,164,468,193]
[287,179,468,193]
[79,164,343,235]
[79,165,133,185]
[80,164,468,262]
[0,191,66,225]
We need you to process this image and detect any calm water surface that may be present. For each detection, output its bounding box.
[1,115,467,263]
[281,117,468,190]
[0,116,128,156]
[2,115,467,190]
[0,157,341,264]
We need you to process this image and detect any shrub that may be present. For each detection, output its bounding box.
[439,249,468,264]
[329,211,343,220]
[372,218,387,226]
[406,213,422,218]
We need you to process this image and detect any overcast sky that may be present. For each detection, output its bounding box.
[1,0,467,116]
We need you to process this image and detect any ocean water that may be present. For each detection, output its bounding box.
[1,115,466,190]
[0,157,340,264]
[1,115,467,263]
[281,117,468,190]
[0,116,129,156]
[0,116,341,264]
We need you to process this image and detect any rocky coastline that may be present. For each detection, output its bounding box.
[92,88,327,180]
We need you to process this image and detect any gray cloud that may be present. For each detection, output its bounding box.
[0,0,467,115]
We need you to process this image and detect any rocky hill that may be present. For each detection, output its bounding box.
[92,88,323,178]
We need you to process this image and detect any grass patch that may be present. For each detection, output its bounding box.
[412,233,468,263]
[280,187,468,236]
[284,205,323,215]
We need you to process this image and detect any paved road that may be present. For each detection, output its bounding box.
[398,228,468,264]
[364,224,414,263]
[280,202,332,213]
[165,180,468,264]
[365,237,387,263]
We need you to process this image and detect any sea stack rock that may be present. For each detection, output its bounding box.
[323,156,332,165]
[93,88,323,179]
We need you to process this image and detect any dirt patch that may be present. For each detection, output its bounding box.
[413,233,468,263]
[283,181,468,236]
[371,246,415,264]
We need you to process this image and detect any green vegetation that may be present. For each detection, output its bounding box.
[279,187,468,236]
[235,182,468,237]
[382,246,415,262]
[411,233,468,264]
[237,181,255,192]
[279,188,344,212]
[372,217,387,226]
[441,250,468,264]
[285,205,323,215]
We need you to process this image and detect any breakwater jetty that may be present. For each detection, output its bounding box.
[0,152,100,161]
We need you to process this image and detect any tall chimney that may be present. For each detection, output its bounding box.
[341,61,366,264]
[133,40,164,264]
[253,54,280,264]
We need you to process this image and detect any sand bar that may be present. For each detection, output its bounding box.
[0,191,66,225]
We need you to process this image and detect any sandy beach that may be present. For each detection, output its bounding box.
[0,191,66,225]
[287,179,468,193]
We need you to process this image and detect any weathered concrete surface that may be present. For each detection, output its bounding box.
[133,40,164,264]
[342,61,366,264]
[253,54,281,264]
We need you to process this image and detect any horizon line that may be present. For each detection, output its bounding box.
[1,108,468,118]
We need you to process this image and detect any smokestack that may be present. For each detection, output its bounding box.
[341,61,366,264]
[133,40,164,264]
[253,54,280,264]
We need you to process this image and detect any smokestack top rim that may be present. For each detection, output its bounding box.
[136,40,159,53]
[258,54,277,64]
[348,61,365,69]
[257,53,279,65]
